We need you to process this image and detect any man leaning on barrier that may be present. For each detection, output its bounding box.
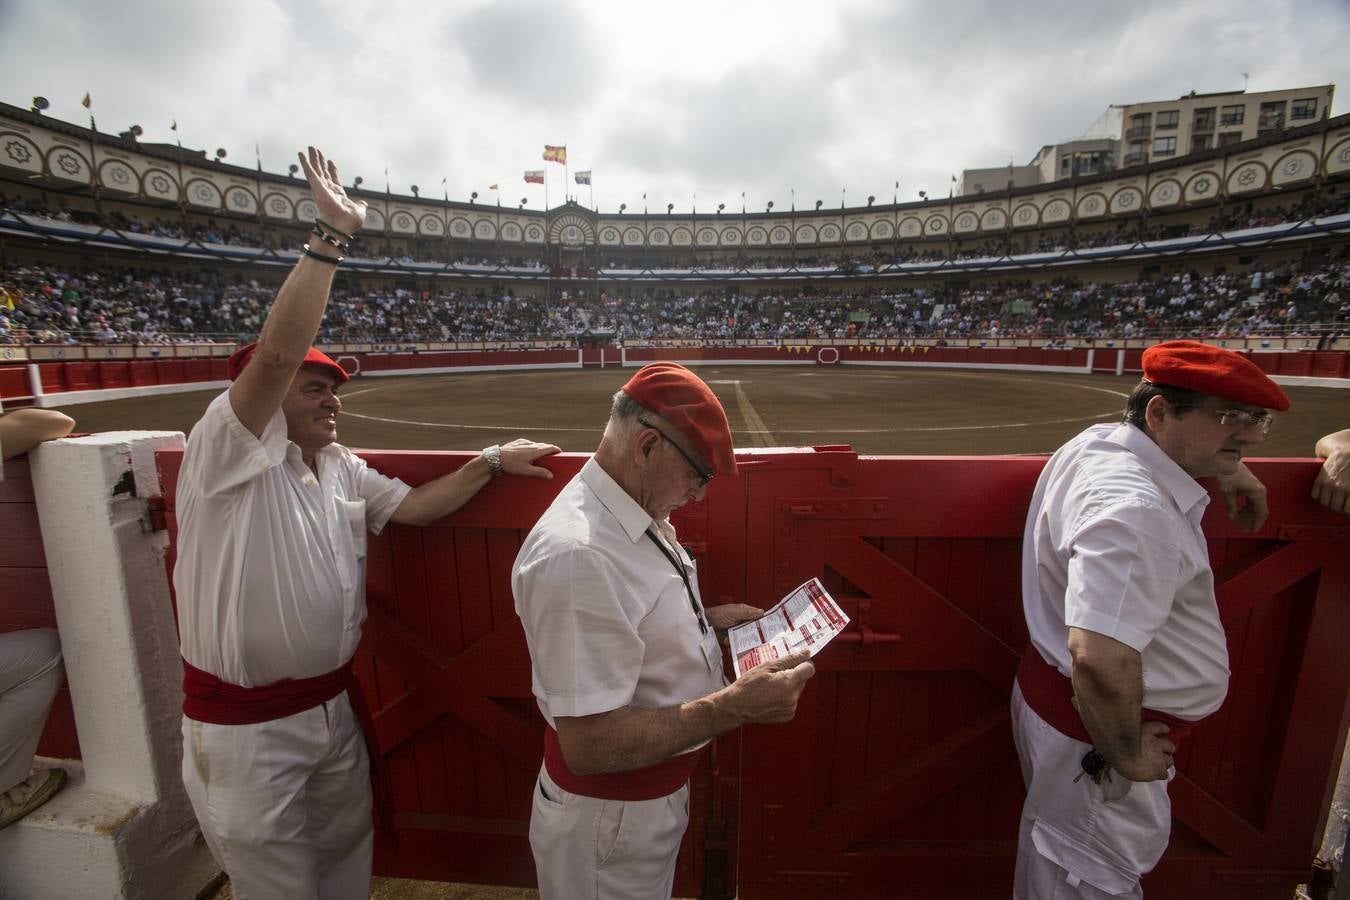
[512,362,816,899]
[172,146,558,900]
[1013,340,1289,899]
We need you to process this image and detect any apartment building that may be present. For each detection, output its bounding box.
[957,84,1334,195]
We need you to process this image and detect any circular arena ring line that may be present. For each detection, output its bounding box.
[335,367,1134,436]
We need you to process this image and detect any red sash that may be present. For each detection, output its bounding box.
[181,658,396,845]
[543,725,700,801]
[1016,647,1199,747]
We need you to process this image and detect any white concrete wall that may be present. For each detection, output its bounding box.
[0,432,218,900]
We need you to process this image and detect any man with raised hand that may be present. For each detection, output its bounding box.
[513,362,816,899]
[174,146,557,899]
[1013,340,1289,899]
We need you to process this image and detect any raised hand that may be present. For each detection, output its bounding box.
[296,146,366,237]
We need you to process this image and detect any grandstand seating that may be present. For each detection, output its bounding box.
[2,101,1348,348]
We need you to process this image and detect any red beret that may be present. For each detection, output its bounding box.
[1141,340,1289,411]
[622,362,737,476]
[226,342,349,385]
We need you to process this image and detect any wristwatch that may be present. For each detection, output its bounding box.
[483,444,503,477]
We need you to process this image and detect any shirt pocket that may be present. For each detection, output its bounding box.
[337,497,368,560]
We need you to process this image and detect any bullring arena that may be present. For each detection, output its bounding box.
[1,92,1349,900]
[41,362,1350,458]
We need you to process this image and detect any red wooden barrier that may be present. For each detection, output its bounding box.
[97,362,132,389]
[0,366,29,400]
[37,364,66,394]
[152,447,1348,899]
[9,348,1350,399]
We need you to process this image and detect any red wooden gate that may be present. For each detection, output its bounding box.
[156,448,1349,898]
[731,450,1350,900]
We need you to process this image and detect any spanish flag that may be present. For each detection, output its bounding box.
[543,145,566,164]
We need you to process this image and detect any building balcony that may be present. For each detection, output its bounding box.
[1123,151,1147,166]
[1192,120,1215,133]
[1124,125,1151,141]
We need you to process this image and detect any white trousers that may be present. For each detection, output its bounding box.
[0,628,64,791]
[181,693,372,900]
[1011,683,1172,899]
[529,764,690,900]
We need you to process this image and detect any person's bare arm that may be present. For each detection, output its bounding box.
[229,147,365,438]
[390,439,559,526]
[0,409,75,459]
[554,652,815,775]
[1312,428,1350,515]
[1068,627,1174,782]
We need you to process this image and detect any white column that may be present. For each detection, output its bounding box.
[0,432,218,899]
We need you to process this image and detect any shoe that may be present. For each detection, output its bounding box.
[0,768,68,830]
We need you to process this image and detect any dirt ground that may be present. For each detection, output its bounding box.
[52,364,1349,460]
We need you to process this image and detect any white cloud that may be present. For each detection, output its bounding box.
[1,0,1345,213]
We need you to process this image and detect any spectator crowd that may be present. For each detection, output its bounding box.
[1,253,1345,347]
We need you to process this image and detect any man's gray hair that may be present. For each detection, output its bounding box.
[610,389,649,422]
[607,389,653,439]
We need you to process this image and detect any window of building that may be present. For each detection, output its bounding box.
[1190,134,1212,152]
[1258,101,1286,131]
[1193,107,1216,131]
[1153,136,1177,157]
[1125,142,1148,164]
[1291,98,1318,120]
[1155,110,1179,130]
[1126,113,1152,140]
[1218,131,1243,147]
[1060,156,1072,175]
[1220,104,1245,126]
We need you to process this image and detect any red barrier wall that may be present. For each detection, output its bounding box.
[0,366,28,400]
[147,448,1350,899]
[3,347,1347,402]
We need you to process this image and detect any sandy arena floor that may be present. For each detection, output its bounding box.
[52,364,1348,460]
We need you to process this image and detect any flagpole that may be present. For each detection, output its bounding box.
[172,119,185,212]
[82,93,101,212]
[254,142,265,225]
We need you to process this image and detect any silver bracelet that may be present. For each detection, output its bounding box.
[482,444,503,477]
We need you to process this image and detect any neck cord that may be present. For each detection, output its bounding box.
[645,530,708,635]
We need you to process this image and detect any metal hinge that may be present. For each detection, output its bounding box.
[780,498,890,520]
[1276,524,1350,541]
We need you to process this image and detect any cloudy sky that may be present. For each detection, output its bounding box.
[1,0,1347,213]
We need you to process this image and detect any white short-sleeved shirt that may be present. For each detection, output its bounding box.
[512,458,726,729]
[174,391,411,686]
[1022,422,1229,719]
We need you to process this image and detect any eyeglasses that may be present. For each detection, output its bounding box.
[638,417,713,486]
[1214,408,1274,434]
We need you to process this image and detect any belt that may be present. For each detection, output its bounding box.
[181,658,396,846]
[543,725,700,801]
[1016,646,1198,747]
